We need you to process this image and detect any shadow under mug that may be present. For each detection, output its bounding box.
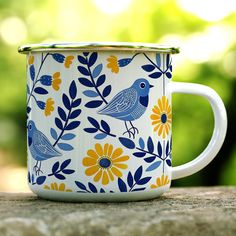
[18,42,227,202]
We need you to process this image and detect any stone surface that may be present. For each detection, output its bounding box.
[0,187,235,236]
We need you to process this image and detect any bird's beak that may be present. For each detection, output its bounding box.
[149,84,154,88]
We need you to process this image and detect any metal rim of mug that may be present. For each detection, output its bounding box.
[18,42,180,54]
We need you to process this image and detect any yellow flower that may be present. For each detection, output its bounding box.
[107,55,119,73]
[44,98,54,116]
[44,182,72,192]
[150,96,172,139]
[64,55,74,68]
[83,143,129,185]
[151,175,170,188]
[28,55,34,65]
[52,72,61,91]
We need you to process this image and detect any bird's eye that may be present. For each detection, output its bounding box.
[29,124,32,130]
[140,82,146,88]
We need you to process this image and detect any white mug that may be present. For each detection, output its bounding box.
[18,42,227,202]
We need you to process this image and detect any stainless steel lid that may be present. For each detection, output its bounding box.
[18,42,180,54]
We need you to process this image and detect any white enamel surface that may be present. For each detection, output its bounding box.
[170,82,227,180]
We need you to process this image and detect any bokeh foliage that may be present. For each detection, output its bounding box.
[0,0,235,186]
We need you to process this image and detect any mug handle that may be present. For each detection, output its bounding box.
[170,82,227,180]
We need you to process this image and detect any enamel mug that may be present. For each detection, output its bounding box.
[18,43,227,202]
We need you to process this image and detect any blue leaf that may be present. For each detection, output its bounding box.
[96,74,105,87]
[94,133,107,140]
[88,52,98,67]
[77,55,87,64]
[83,90,98,97]
[36,101,45,110]
[166,72,172,79]
[31,174,35,183]
[137,177,151,185]
[88,117,100,128]
[62,169,75,174]
[118,178,127,192]
[30,65,35,81]
[144,156,156,163]
[52,53,65,63]
[52,161,59,173]
[158,141,162,157]
[26,106,31,114]
[147,137,154,153]
[132,187,146,192]
[139,137,145,149]
[55,173,65,180]
[142,64,155,72]
[28,172,31,183]
[69,80,77,99]
[156,53,161,67]
[36,176,46,185]
[166,54,170,69]
[133,152,146,158]
[70,109,81,119]
[146,161,161,171]
[92,64,103,78]
[127,172,133,188]
[83,52,89,56]
[101,120,110,133]
[134,166,142,182]
[50,128,58,140]
[170,65,173,72]
[65,121,80,130]
[118,58,132,67]
[75,181,87,190]
[78,77,94,87]
[55,118,63,130]
[119,137,135,149]
[149,72,162,79]
[40,75,52,86]
[166,159,171,167]
[57,143,74,151]
[61,133,76,140]
[72,98,82,107]
[78,66,90,76]
[34,87,48,94]
[102,85,111,97]
[88,182,97,193]
[100,188,105,193]
[84,128,98,133]
[61,159,71,169]
[62,94,71,110]
[58,107,67,121]
[85,100,103,108]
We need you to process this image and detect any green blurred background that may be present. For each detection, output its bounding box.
[0,0,235,191]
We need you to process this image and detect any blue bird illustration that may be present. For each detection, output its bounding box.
[98,78,153,138]
[27,120,62,175]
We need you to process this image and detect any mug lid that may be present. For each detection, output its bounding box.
[18,42,180,54]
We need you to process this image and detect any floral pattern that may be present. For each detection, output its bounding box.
[26,51,173,195]
[44,182,72,192]
[83,143,129,185]
[151,175,170,188]
[150,96,172,139]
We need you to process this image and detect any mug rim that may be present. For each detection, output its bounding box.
[18,42,180,54]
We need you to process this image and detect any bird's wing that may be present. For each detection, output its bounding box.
[33,130,61,158]
[98,88,137,116]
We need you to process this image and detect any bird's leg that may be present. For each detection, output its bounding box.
[33,161,43,176]
[123,121,134,138]
[129,121,139,138]
[33,161,38,173]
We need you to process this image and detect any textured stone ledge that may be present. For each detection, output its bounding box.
[0,187,235,236]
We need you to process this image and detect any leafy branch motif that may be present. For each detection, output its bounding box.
[75,181,110,193]
[27,53,68,115]
[118,166,152,192]
[119,137,172,173]
[50,80,82,151]
[28,172,46,186]
[84,117,116,139]
[48,159,75,180]
[77,52,112,108]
